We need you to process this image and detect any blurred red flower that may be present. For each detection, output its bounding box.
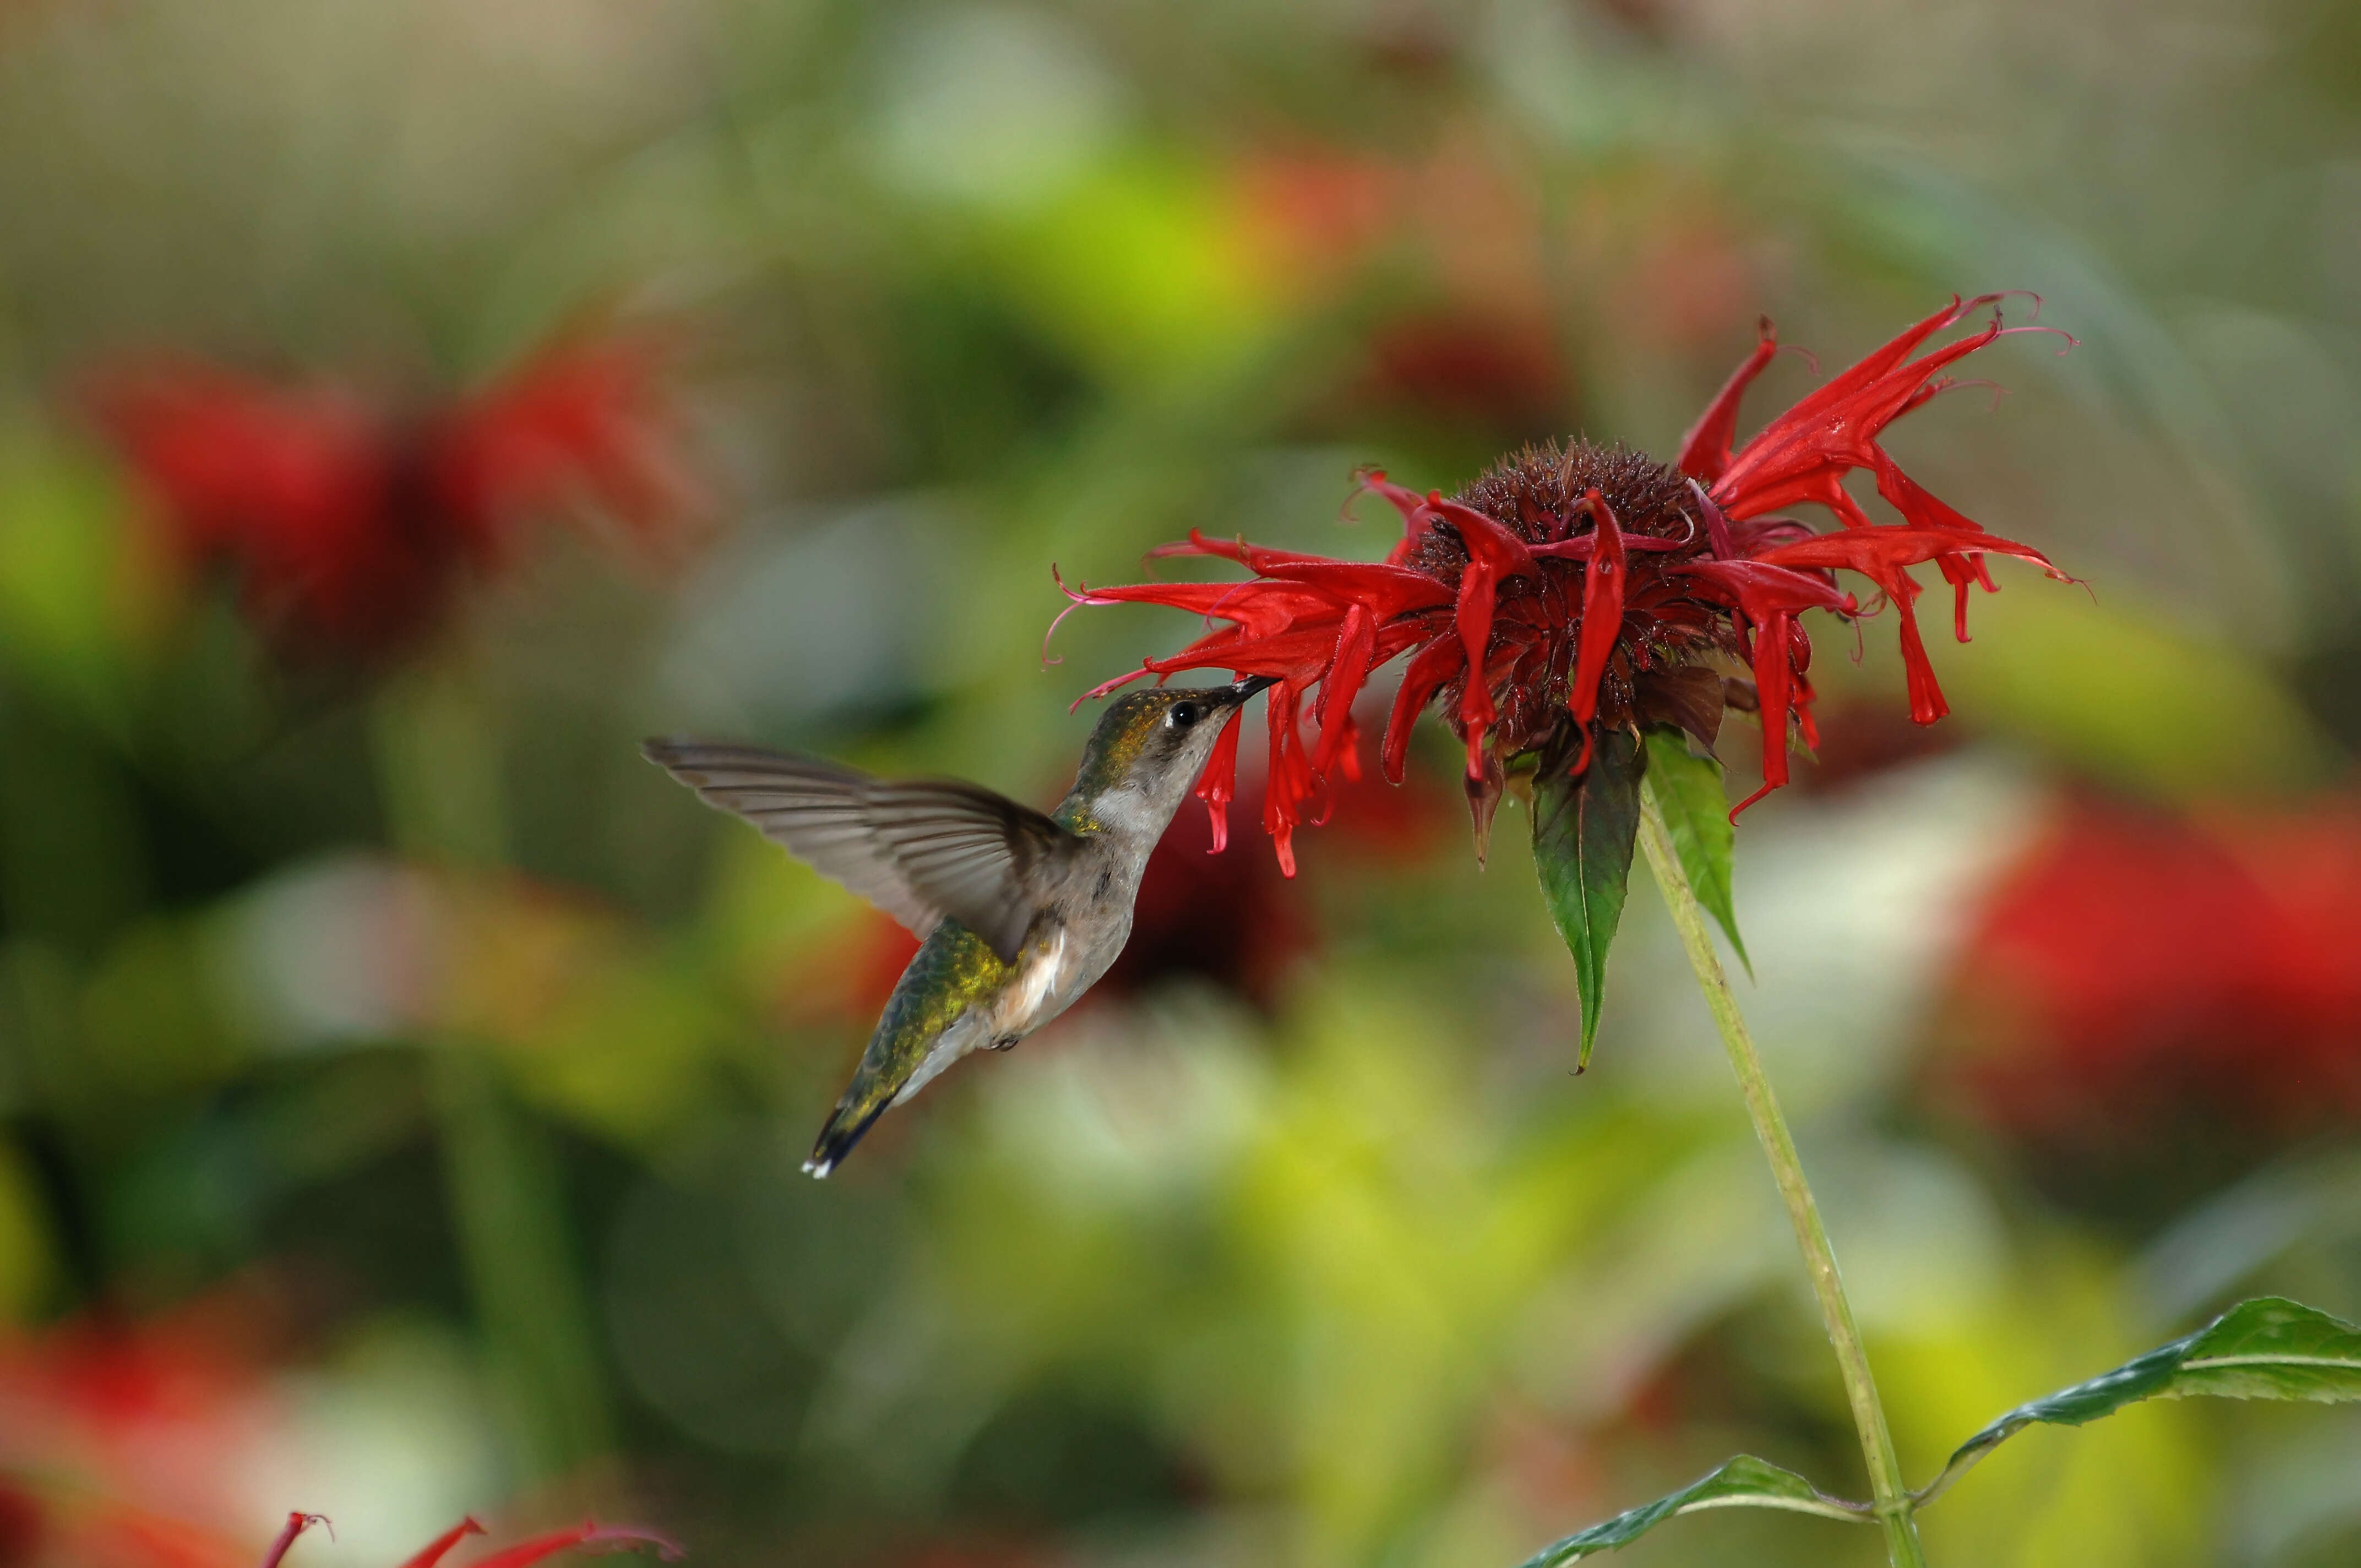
[90,333,697,657]
[1936,794,2361,1146]
[1359,313,1569,439]
[1066,296,2075,871]
[0,1298,677,1568]
[0,1300,280,1568]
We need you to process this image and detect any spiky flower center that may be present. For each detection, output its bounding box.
[1410,439,1728,763]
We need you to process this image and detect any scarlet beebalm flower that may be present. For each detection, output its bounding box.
[1064,296,2076,871]
[260,1512,681,1568]
[1938,794,2361,1149]
[90,334,698,657]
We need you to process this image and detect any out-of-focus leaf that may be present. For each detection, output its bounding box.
[1531,728,1642,1069]
[0,1139,57,1320]
[984,154,1277,388]
[1639,726,1747,974]
[1518,1453,1868,1565]
[0,428,156,735]
[1916,1296,2361,1508]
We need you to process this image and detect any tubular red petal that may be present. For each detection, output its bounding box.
[1429,496,1540,580]
[1383,635,1464,784]
[1075,576,1340,639]
[1313,606,1377,775]
[1950,562,1978,641]
[1152,527,1338,574]
[259,1514,331,1568]
[1750,525,2069,587]
[1870,451,1983,534]
[1891,575,1950,724]
[1263,682,1316,877]
[396,1520,489,1568]
[1937,547,2002,642]
[1078,661,1158,705]
[1194,705,1245,853]
[1430,495,1540,777]
[1528,533,1689,561]
[1566,489,1628,729]
[1257,558,1455,617]
[1688,479,1738,559]
[1334,712,1364,782]
[467,1522,683,1568]
[1145,623,1350,681]
[1767,296,1992,432]
[1735,608,1798,819]
[1675,317,1778,482]
[1744,526,2012,725]
[1452,565,1500,776]
[1671,558,1855,617]
[1711,297,2041,527]
[1349,469,1440,561]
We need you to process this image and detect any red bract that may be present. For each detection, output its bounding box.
[1064,297,2075,869]
[91,334,695,658]
[262,1513,681,1568]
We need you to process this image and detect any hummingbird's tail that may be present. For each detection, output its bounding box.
[802,1097,891,1180]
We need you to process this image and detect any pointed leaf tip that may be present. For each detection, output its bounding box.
[1519,1454,1866,1565]
[1913,1295,2361,1511]
[1641,727,1750,976]
[1531,728,1644,1068]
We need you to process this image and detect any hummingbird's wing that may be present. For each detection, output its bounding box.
[641,741,1069,964]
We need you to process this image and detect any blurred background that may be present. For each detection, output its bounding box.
[0,0,2357,1564]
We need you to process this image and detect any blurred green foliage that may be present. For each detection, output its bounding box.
[0,1,2357,1565]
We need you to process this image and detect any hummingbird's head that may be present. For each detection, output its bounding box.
[1068,677,1276,839]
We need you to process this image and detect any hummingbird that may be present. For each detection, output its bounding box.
[644,677,1276,1177]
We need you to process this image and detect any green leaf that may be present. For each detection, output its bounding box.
[1640,726,1748,974]
[1531,728,1644,1069]
[1518,1454,1867,1566]
[1917,1296,2361,1508]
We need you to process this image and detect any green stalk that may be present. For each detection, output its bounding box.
[374,663,614,1481]
[1636,778,1927,1568]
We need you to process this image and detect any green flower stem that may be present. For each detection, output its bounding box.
[1636,779,1927,1568]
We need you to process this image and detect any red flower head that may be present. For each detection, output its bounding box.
[90,333,697,658]
[1063,296,2077,872]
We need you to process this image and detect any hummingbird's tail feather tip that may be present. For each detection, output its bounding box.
[804,1104,882,1181]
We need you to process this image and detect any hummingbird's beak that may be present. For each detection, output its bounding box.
[1229,674,1280,701]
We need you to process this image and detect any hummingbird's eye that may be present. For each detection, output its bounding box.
[1167,701,1200,729]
